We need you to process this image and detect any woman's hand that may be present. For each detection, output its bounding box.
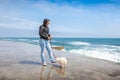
[48,37,51,40]
[48,34,52,40]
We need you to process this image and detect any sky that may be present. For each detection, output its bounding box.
[0,0,120,38]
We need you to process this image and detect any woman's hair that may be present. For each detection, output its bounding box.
[43,18,50,27]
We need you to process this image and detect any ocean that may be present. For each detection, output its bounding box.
[1,37,120,63]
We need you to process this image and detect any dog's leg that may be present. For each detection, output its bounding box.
[64,62,65,70]
[59,62,62,69]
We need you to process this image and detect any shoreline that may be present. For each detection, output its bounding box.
[1,39,120,64]
[0,40,120,80]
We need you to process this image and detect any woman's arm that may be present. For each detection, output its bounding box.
[39,26,49,39]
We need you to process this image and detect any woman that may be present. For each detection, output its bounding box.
[39,18,56,66]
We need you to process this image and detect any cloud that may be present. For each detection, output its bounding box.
[0,16,40,30]
[0,27,38,37]
[0,0,120,37]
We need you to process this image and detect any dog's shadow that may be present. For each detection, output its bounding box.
[52,63,63,69]
[19,60,42,65]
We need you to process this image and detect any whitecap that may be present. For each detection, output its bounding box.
[18,39,28,41]
[51,40,58,42]
[32,40,39,43]
[67,41,91,46]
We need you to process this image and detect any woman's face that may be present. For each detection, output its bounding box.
[46,21,50,27]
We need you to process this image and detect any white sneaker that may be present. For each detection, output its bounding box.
[42,62,47,66]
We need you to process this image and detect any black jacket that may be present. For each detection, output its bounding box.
[39,25,50,40]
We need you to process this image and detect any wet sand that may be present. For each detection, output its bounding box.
[0,40,120,80]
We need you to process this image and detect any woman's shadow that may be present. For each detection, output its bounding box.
[19,60,42,65]
[40,64,66,80]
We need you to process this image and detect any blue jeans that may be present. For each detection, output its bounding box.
[39,39,55,63]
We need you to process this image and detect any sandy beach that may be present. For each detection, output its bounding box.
[0,40,120,80]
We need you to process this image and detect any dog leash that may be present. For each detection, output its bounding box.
[50,39,57,59]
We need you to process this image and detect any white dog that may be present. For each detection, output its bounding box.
[56,57,67,68]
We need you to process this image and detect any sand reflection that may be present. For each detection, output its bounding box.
[40,64,66,80]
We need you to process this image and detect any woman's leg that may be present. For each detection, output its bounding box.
[45,40,55,62]
[39,39,45,64]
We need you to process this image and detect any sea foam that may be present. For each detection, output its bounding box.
[69,45,120,63]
